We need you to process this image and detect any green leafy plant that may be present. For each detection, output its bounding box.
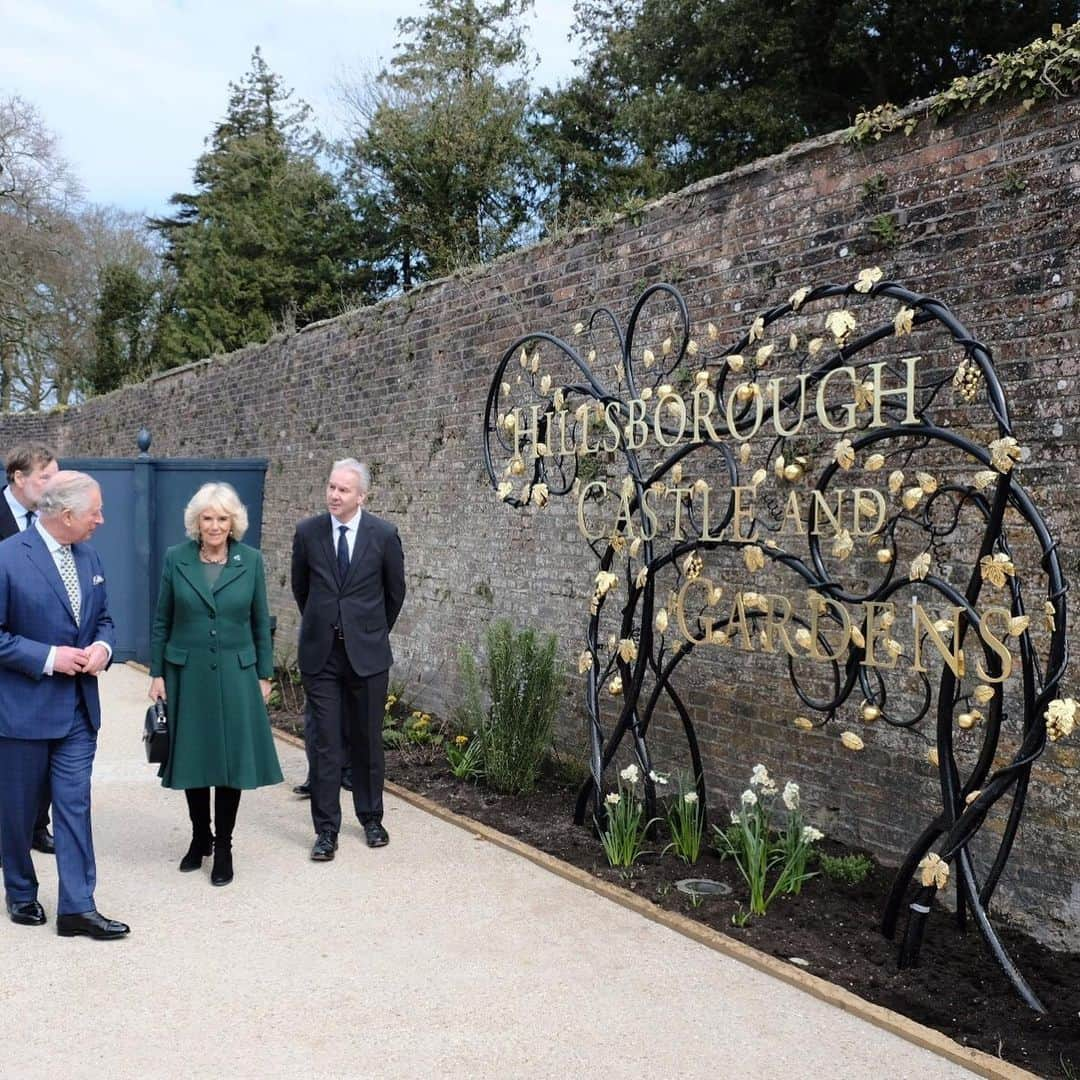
[599,764,651,868]
[817,851,874,886]
[446,732,484,781]
[664,773,704,865]
[869,212,901,247]
[859,172,889,202]
[713,765,822,916]
[457,620,563,794]
[1001,169,1028,196]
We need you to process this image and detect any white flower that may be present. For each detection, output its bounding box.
[750,763,771,787]
[683,792,699,805]
[740,789,758,806]
[782,782,800,811]
[620,763,641,785]
[801,825,824,844]
[605,792,621,806]
[730,811,740,824]
[649,771,669,786]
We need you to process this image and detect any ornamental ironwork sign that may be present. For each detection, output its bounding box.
[481,273,1072,1012]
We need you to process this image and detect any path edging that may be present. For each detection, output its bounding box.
[270,725,1034,1080]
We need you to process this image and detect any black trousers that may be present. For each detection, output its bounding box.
[302,637,387,836]
[302,699,350,784]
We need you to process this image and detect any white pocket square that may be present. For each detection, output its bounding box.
[92,574,105,585]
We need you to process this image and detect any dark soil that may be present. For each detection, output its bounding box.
[386,750,1080,1079]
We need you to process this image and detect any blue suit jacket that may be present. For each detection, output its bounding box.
[0,527,115,738]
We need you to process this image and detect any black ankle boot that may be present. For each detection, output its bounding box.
[179,832,214,872]
[211,838,233,886]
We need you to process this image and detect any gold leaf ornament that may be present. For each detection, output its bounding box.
[607,675,623,697]
[635,566,649,590]
[654,608,669,634]
[973,470,998,491]
[854,266,883,293]
[902,487,924,511]
[979,553,1015,588]
[1007,615,1031,637]
[909,552,931,581]
[1045,697,1077,742]
[808,337,825,358]
[832,529,854,560]
[727,353,745,373]
[918,852,949,889]
[865,452,885,471]
[894,306,915,336]
[755,344,774,365]
[617,638,638,663]
[743,545,765,573]
[973,684,995,705]
[888,470,905,494]
[531,483,549,508]
[840,731,865,751]
[577,650,593,674]
[789,286,810,310]
[749,316,765,343]
[989,436,1023,474]
[834,439,856,470]
[642,348,655,369]
[825,309,857,343]
[793,716,814,730]
[496,482,514,500]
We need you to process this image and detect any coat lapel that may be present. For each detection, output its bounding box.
[317,513,339,581]
[23,530,77,624]
[175,543,216,611]
[212,549,248,594]
[344,513,374,588]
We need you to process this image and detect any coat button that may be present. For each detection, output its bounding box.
[210,663,217,670]
[209,629,216,637]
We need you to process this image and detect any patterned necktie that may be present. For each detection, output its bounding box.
[58,545,81,623]
[337,525,350,582]
[25,510,34,530]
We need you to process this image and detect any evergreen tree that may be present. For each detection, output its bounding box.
[541,0,1079,194]
[154,49,376,361]
[339,0,536,283]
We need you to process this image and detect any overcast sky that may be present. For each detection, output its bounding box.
[0,0,580,218]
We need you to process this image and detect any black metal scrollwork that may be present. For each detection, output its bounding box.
[481,277,1069,1011]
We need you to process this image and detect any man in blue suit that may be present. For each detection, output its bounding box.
[0,471,128,939]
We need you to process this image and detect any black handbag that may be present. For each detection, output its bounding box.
[143,698,169,764]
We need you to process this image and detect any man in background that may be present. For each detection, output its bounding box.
[291,458,405,861]
[0,444,59,858]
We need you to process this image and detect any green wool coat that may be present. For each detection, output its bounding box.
[150,540,283,790]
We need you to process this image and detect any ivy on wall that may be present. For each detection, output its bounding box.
[846,21,1079,144]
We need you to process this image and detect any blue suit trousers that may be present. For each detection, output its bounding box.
[0,701,97,915]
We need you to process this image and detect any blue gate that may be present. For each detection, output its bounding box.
[62,448,267,664]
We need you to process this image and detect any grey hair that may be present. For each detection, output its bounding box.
[331,458,371,494]
[37,472,99,518]
[184,483,249,541]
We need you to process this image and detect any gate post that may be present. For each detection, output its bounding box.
[132,429,154,664]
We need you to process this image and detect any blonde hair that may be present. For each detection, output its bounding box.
[184,483,249,541]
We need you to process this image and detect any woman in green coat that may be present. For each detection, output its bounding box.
[148,482,283,886]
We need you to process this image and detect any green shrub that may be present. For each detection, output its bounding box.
[817,851,874,886]
[457,620,563,794]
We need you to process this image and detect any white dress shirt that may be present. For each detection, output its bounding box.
[4,485,34,532]
[34,520,112,676]
[330,508,362,562]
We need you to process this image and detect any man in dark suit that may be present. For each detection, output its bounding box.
[0,443,59,858]
[0,471,128,938]
[291,458,406,860]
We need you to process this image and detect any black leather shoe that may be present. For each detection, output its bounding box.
[363,821,389,848]
[179,834,214,873]
[210,842,233,886]
[310,831,338,861]
[7,899,46,926]
[292,781,312,798]
[56,910,130,940]
[32,828,55,855]
[341,768,353,792]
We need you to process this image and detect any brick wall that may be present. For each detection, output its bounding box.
[4,92,1078,947]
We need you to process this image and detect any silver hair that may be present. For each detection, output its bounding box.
[36,472,99,518]
[184,482,249,541]
[331,458,371,494]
